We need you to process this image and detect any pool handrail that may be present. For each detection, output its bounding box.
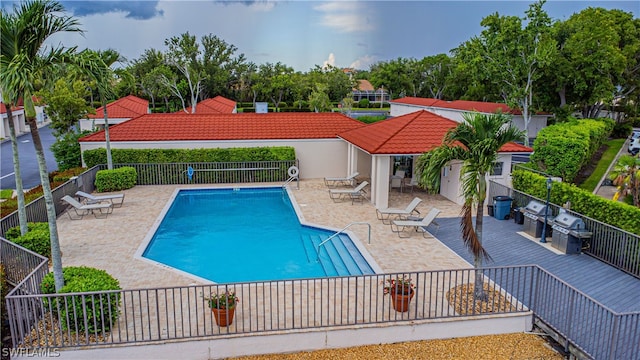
[317,221,372,260]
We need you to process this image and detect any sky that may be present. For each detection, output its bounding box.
[5,0,640,71]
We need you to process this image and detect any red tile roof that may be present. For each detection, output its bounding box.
[0,103,23,114]
[87,95,149,119]
[391,97,521,115]
[180,96,236,114]
[79,112,365,142]
[356,80,375,91]
[338,110,532,154]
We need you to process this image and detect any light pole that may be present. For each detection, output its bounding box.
[540,177,553,243]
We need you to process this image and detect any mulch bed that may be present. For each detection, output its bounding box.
[446,282,518,315]
[18,314,110,348]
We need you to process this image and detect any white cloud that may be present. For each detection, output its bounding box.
[350,55,376,70]
[314,1,373,33]
[322,53,336,69]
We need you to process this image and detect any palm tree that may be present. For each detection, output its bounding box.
[0,0,82,291]
[0,89,28,235]
[610,155,640,207]
[416,112,525,299]
[77,49,126,170]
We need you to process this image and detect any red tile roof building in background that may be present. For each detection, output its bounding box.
[79,112,365,142]
[179,96,237,114]
[87,95,149,119]
[391,97,519,114]
[338,110,532,155]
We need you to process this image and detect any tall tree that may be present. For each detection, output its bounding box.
[0,90,28,235]
[163,32,204,113]
[35,77,93,135]
[454,0,555,146]
[308,83,331,112]
[416,112,525,299]
[78,49,125,170]
[610,155,640,207]
[0,0,82,291]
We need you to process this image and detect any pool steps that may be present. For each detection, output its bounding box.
[300,234,374,277]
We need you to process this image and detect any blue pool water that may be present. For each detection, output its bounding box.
[142,188,375,283]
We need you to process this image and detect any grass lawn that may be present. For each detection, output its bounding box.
[579,138,626,192]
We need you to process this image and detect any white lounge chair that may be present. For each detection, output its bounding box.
[324,172,359,188]
[75,190,125,208]
[376,197,423,224]
[61,195,113,220]
[328,181,369,204]
[390,208,441,238]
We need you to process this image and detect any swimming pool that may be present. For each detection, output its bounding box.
[140,187,379,283]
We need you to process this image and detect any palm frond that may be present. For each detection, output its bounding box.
[460,202,491,261]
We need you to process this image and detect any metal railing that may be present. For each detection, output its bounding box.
[4,240,639,360]
[111,161,298,186]
[489,180,640,279]
[0,166,100,236]
[0,237,48,288]
[318,222,372,250]
[5,266,532,349]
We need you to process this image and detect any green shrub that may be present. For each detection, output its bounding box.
[7,222,51,258]
[83,147,296,168]
[40,266,121,333]
[5,222,49,241]
[49,167,87,183]
[0,189,12,200]
[530,119,613,183]
[612,122,633,139]
[358,99,370,108]
[357,115,387,124]
[512,169,640,235]
[51,131,92,171]
[95,166,137,192]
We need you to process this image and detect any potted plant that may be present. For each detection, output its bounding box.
[383,276,416,312]
[205,291,239,327]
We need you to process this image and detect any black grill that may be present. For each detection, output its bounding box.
[551,212,592,254]
[521,200,552,238]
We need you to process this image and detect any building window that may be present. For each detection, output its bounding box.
[491,162,504,176]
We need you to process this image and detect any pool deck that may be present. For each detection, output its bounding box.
[56,179,470,289]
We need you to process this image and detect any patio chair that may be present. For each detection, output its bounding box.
[328,181,369,204]
[61,195,113,220]
[390,208,441,238]
[375,197,423,224]
[390,170,405,191]
[324,171,359,188]
[75,190,125,208]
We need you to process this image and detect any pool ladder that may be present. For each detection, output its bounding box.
[282,175,299,190]
[316,222,371,260]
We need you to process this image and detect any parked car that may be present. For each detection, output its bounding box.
[629,138,640,155]
[631,129,640,140]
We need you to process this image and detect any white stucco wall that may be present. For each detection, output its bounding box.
[80,139,349,180]
[1,109,26,139]
[78,118,130,131]
[390,104,549,139]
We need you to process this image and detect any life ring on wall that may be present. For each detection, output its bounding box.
[288,166,299,178]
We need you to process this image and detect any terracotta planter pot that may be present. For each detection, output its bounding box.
[211,307,235,327]
[390,291,414,312]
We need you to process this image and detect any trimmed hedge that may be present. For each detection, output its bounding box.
[95,166,137,192]
[49,167,87,183]
[530,119,614,183]
[5,222,51,258]
[512,169,640,235]
[40,266,121,333]
[83,147,296,168]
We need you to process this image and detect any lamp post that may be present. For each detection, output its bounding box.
[540,177,553,243]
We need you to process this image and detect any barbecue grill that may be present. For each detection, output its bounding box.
[521,200,552,238]
[551,213,592,254]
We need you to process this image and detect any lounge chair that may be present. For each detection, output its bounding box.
[390,208,441,238]
[324,172,359,188]
[75,190,125,208]
[328,181,369,204]
[61,195,113,220]
[376,197,423,224]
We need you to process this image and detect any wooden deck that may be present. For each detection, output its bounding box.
[434,215,640,313]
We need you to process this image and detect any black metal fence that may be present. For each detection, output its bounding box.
[489,180,640,279]
[110,160,298,185]
[0,166,101,236]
